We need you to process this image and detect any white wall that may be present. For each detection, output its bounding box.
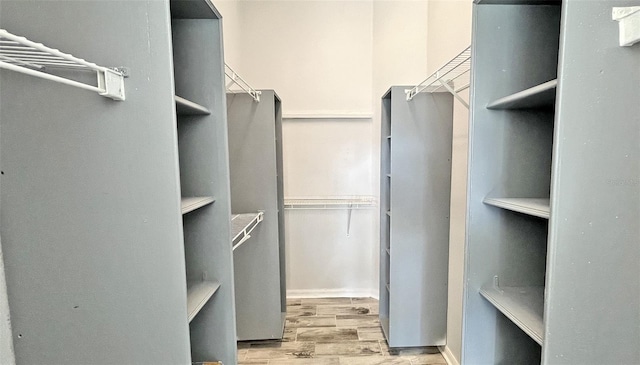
[426,1,473,364]
[215,0,431,298]
[229,0,374,117]
[282,118,375,296]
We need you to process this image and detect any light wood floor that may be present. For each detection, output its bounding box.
[237,297,447,365]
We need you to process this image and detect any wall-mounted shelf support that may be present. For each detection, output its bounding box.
[405,45,471,108]
[225,63,261,102]
[0,29,126,100]
[438,79,469,109]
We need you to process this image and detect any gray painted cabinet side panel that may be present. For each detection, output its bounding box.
[544,0,640,363]
[228,91,285,340]
[385,87,453,347]
[274,97,287,314]
[379,92,392,326]
[0,1,191,363]
[0,238,15,365]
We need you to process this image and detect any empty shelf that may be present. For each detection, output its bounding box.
[175,95,210,115]
[487,79,557,110]
[479,285,544,345]
[231,212,264,251]
[181,197,215,215]
[387,135,392,139]
[483,198,550,219]
[386,174,391,178]
[187,280,220,322]
[386,248,390,256]
[386,211,391,217]
[386,283,390,292]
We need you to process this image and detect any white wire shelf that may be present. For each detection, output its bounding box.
[231,212,264,251]
[0,29,126,100]
[405,46,471,108]
[225,62,261,102]
[284,196,377,210]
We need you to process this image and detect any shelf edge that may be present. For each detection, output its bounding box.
[486,79,557,110]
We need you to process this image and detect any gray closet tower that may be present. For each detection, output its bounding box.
[379,86,453,347]
[462,0,639,364]
[227,90,287,341]
[0,0,238,363]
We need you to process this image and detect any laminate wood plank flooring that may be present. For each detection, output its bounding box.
[238,297,447,365]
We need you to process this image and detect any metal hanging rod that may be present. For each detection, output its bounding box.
[224,63,261,102]
[405,46,471,108]
[0,29,126,101]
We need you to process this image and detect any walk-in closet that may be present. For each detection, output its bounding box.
[0,0,637,364]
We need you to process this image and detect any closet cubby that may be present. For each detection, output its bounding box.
[462,1,640,364]
[171,1,237,362]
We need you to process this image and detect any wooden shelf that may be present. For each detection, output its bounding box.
[181,197,215,215]
[486,79,557,110]
[175,95,211,116]
[483,198,550,219]
[187,280,221,323]
[479,285,544,345]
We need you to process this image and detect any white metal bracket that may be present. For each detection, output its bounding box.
[405,45,471,109]
[437,79,469,109]
[0,29,126,101]
[224,63,261,102]
[613,6,640,46]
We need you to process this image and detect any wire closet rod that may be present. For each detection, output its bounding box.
[405,45,471,108]
[225,63,261,102]
[0,29,126,100]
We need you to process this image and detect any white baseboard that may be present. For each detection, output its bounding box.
[439,345,460,365]
[287,288,378,299]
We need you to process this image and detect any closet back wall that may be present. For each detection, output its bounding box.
[216,0,429,297]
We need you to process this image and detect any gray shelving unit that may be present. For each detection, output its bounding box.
[172,1,237,363]
[379,86,453,347]
[0,0,237,363]
[461,1,640,364]
[227,90,286,341]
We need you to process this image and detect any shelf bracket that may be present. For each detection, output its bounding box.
[613,6,640,46]
[346,202,353,237]
[224,62,261,102]
[437,79,469,109]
